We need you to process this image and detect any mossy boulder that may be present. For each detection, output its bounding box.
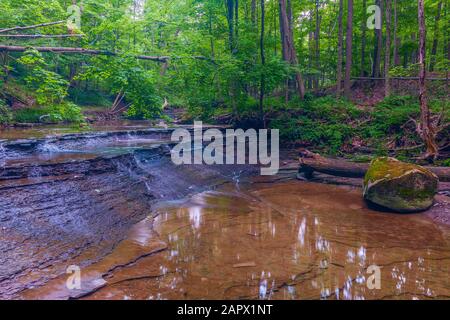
[363,157,438,213]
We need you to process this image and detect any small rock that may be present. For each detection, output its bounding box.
[363,157,438,213]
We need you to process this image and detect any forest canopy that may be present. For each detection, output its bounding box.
[0,0,448,161]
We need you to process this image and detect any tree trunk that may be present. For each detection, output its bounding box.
[361,0,367,76]
[393,0,400,66]
[235,0,239,40]
[251,0,257,26]
[385,0,392,97]
[418,0,439,161]
[209,9,215,59]
[279,0,287,61]
[314,0,320,89]
[279,0,305,99]
[259,0,266,127]
[429,1,443,72]
[226,0,235,53]
[344,0,353,98]
[308,14,313,90]
[226,0,238,116]
[372,0,383,77]
[337,0,344,97]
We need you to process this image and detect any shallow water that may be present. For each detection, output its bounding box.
[2,123,449,300]
[0,121,155,140]
[21,180,450,300]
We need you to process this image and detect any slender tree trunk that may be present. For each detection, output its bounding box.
[361,0,367,76]
[314,0,320,89]
[279,0,305,100]
[235,0,239,40]
[411,33,417,64]
[209,9,215,59]
[226,0,235,53]
[308,14,313,89]
[251,0,257,26]
[344,0,353,98]
[286,0,295,98]
[226,0,237,116]
[260,0,266,127]
[337,0,344,97]
[372,0,383,77]
[273,1,278,55]
[1,52,9,83]
[418,0,439,160]
[385,0,392,97]
[447,0,450,62]
[393,0,400,66]
[446,1,450,64]
[279,0,288,61]
[429,1,443,72]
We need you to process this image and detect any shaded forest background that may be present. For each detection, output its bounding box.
[0,0,448,161]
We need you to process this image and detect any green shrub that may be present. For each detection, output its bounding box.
[0,99,12,124]
[13,103,84,123]
[270,97,360,154]
[68,87,112,107]
[17,49,69,105]
[365,95,419,138]
[76,55,162,120]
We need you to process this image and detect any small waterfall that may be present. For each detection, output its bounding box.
[37,141,63,153]
[0,142,5,167]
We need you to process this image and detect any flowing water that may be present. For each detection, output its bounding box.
[1,123,449,300]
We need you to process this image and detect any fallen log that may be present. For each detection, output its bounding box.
[0,34,84,38]
[298,150,450,182]
[0,45,170,62]
[0,45,213,63]
[0,21,65,33]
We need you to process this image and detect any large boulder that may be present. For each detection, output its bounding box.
[363,157,438,213]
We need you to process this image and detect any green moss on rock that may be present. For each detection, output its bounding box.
[363,157,438,213]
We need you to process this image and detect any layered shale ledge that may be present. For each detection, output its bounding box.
[0,130,257,299]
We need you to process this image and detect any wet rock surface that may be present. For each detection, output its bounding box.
[0,171,152,299]
[0,126,257,299]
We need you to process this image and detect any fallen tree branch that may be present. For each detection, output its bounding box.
[0,34,84,38]
[0,21,65,33]
[0,45,213,63]
[0,45,170,62]
[298,150,450,182]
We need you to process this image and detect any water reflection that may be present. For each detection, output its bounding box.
[188,206,202,230]
[21,180,450,300]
